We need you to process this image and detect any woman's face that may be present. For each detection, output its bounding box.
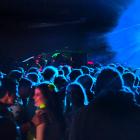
[33,88,46,107]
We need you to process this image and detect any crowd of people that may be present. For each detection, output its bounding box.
[1,62,140,140]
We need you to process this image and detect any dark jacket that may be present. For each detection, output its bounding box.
[69,91,140,140]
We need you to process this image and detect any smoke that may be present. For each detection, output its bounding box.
[107,0,140,68]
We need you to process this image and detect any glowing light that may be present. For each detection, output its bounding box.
[87,61,94,65]
[107,0,140,68]
[52,53,60,58]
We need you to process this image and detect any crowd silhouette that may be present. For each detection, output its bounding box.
[1,61,140,140]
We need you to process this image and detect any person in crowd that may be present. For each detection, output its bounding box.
[54,75,68,113]
[122,72,136,92]
[61,65,71,79]
[31,82,65,140]
[116,64,125,74]
[94,66,124,97]
[54,75,68,91]
[76,74,95,102]
[41,66,58,82]
[28,67,40,74]
[65,82,88,113]
[8,69,23,82]
[16,67,25,78]
[18,78,33,106]
[26,72,40,85]
[134,76,139,87]
[58,69,64,76]
[27,67,43,80]
[18,78,36,139]
[122,71,140,103]
[68,69,83,82]
[64,82,88,140]
[3,58,140,140]
[80,66,90,74]
[0,78,18,140]
[0,78,17,117]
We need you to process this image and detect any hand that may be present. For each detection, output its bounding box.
[31,110,47,127]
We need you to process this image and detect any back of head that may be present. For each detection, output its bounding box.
[95,66,124,96]
[122,72,136,88]
[58,70,64,76]
[61,65,71,77]
[66,82,88,107]
[81,66,90,74]
[76,74,95,90]
[8,70,22,82]
[54,75,68,90]
[42,66,58,82]
[68,69,83,82]
[28,67,39,73]
[116,64,125,74]
[18,78,33,98]
[108,63,117,68]
[26,72,40,84]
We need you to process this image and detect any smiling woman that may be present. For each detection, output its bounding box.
[31,82,65,140]
[33,88,46,108]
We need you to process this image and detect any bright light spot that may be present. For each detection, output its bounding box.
[107,0,140,69]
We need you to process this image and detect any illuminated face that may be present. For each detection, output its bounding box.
[33,88,46,107]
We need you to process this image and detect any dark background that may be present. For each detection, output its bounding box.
[0,0,133,70]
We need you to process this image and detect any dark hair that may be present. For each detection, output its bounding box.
[95,66,124,97]
[81,66,90,74]
[61,65,71,77]
[54,75,68,90]
[18,78,33,98]
[41,66,58,82]
[35,82,57,107]
[26,72,40,84]
[66,82,88,106]
[0,78,17,98]
[18,78,32,88]
[35,82,63,120]
[8,70,22,82]
[76,74,95,90]
[122,72,136,87]
[28,67,39,73]
[68,69,83,82]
